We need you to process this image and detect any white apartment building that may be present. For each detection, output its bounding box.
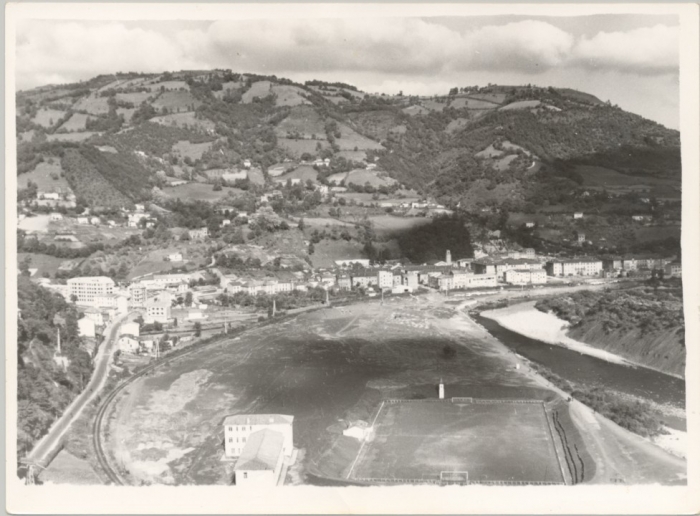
[546,259,603,277]
[504,269,547,285]
[223,414,294,459]
[67,276,115,305]
[378,270,394,290]
[145,292,172,323]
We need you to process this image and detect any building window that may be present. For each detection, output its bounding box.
[244,472,248,479]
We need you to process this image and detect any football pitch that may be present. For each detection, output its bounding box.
[349,399,565,485]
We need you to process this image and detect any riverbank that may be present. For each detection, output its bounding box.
[481,301,633,364]
[481,301,684,380]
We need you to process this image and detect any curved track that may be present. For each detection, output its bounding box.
[91,308,324,484]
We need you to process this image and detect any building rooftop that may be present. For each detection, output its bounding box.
[233,429,285,472]
[67,276,115,285]
[224,414,294,426]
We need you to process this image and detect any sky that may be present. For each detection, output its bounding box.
[14,14,680,129]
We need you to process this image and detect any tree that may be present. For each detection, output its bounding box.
[194,322,202,337]
[298,217,305,231]
[185,292,193,307]
[70,294,78,304]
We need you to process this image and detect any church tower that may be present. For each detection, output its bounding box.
[439,378,445,399]
[446,250,452,265]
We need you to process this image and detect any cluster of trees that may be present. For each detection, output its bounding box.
[398,215,473,264]
[536,287,684,341]
[17,277,93,456]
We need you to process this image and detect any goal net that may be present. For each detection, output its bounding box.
[440,471,469,484]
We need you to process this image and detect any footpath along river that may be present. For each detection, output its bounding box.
[472,312,686,416]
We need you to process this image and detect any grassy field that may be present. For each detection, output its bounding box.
[151,112,216,131]
[351,400,564,484]
[335,123,384,151]
[18,253,71,277]
[274,165,318,184]
[18,160,72,193]
[160,182,241,202]
[116,92,153,105]
[117,108,137,123]
[172,140,214,161]
[144,80,189,92]
[212,81,245,100]
[59,113,94,132]
[272,84,310,107]
[32,108,67,128]
[449,97,499,110]
[73,95,111,115]
[241,81,272,103]
[278,138,329,158]
[275,106,328,138]
[247,168,265,185]
[152,91,202,112]
[500,100,542,111]
[46,132,99,142]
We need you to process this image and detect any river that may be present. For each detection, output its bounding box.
[473,312,686,411]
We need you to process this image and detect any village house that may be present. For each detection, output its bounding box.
[83,307,104,327]
[573,212,584,219]
[77,317,96,338]
[117,334,140,354]
[665,261,682,277]
[77,217,89,225]
[145,292,172,324]
[168,252,184,262]
[90,216,101,226]
[188,227,209,241]
[472,258,543,280]
[49,212,63,221]
[603,257,623,271]
[128,212,148,228]
[632,215,653,222]
[545,258,603,277]
[336,274,352,290]
[351,270,378,288]
[378,270,394,290]
[504,269,547,285]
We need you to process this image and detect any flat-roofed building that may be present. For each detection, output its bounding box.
[67,276,115,305]
[378,270,394,290]
[504,269,547,285]
[546,259,603,277]
[224,414,294,459]
[351,270,378,288]
[665,261,682,277]
[336,274,352,290]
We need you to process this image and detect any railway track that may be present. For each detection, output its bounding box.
[91,306,327,484]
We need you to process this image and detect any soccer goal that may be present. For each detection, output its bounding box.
[440,471,469,485]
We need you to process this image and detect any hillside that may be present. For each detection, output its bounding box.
[16,73,679,199]
[17,276,94,457]
[535,285,685,378]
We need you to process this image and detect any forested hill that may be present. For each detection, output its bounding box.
[535,285,685,378]
[16,71,680,210]
[17,277,93,457]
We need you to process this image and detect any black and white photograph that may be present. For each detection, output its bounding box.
[5,3,700,514]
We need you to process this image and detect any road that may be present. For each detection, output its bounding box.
[28,310,134,466]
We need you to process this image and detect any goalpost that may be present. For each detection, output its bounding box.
[440,471,469,485]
